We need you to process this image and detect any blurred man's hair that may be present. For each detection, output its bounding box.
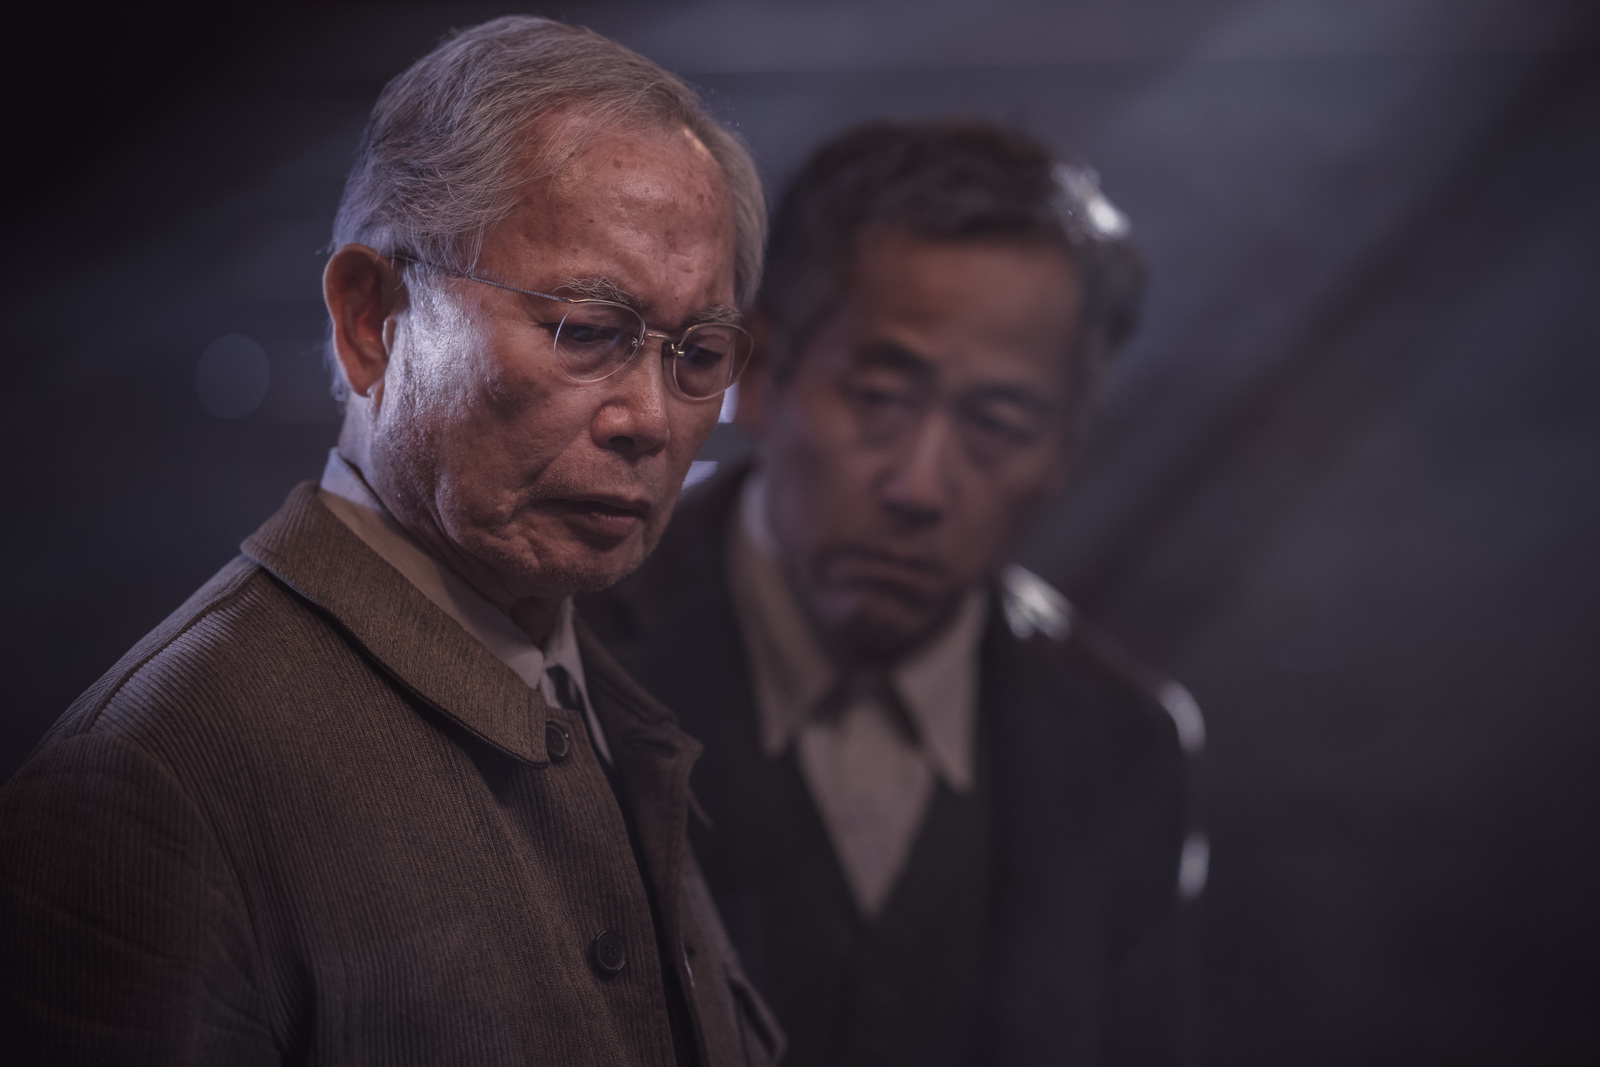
[328,15,765,398]
[758,119,1144,430]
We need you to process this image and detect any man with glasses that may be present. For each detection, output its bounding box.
[0,17,780,1066]
[584,120,1200,1065]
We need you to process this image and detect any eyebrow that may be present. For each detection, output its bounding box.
[553,275,642,309]
[682,303,743,328]
[854,340,936,382]
[553,275,742,331]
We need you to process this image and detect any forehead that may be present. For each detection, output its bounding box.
[837,228,1082,386]
[484,121,736,310]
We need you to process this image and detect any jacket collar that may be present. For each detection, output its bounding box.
[241,481,550,765]
[316,450,594,723]
[576,611,712,1051]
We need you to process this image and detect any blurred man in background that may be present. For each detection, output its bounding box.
[0,17,782,1066]
[585,120,1199,1065]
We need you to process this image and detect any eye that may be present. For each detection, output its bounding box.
[552,301,641,354]
[840,372,918,410]
[849,384,897,405]
[558,321,630,349]
[959,397,1050,453]
[677,337,732,369]
[835,372,921,447]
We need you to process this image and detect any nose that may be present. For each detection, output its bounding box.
[878,411,955,530]
[592,336,671,459]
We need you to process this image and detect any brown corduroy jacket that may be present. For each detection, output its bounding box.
[0,483,783,1067]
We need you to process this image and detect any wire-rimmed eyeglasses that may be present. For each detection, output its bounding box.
[395,255,752,401]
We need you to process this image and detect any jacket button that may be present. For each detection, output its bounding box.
[592,930,627,976]
[545,722,571,763]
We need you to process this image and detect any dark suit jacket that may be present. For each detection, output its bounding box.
[0,483,782,1067]
[581,465,1190,1066]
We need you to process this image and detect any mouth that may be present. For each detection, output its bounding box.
[817,546,945,593]
[547,494,653,545]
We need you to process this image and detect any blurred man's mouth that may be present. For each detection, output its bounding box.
[805,544,963,660]
[816,546,945,597]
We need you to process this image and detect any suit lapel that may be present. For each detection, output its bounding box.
[578,619,702,916]
[982,611,1115,1064]
[579,618,732,1060]
[587,465,760,762]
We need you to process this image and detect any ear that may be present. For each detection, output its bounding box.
[734,312,778,439]
[324,244,406,399]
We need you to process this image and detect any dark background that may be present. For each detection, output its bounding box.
[3,1,1597,1063]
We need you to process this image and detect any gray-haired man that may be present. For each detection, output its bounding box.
[0,17,780,1066]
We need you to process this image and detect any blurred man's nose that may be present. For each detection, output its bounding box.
[594,342,671,459]
[878,413,956,529]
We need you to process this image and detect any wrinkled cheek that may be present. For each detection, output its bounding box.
[428,480,509,559]
[462,378,573,493]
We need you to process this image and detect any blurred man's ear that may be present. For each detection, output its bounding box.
[734,312,778,439]
[324,245,407,401]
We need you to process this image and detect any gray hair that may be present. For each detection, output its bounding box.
[328,15,766,396]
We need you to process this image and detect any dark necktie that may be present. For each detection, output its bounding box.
[548,662,619,772]
[546,663,586,714]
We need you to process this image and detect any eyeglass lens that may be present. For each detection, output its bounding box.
[553,303,748,399]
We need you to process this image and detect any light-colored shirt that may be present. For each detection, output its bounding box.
[317,450,609,762]
[727,474,986,918]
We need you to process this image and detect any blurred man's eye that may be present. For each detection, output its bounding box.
[837,372,921,445]
[967,404,1042,443]
[840,371,918,409]
[846,383,914,408]
[957,397,1051,462]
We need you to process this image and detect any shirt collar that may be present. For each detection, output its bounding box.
[316,450,603,759]
[728,473,985,793]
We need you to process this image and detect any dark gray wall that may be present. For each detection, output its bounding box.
[3,1,1596,1062]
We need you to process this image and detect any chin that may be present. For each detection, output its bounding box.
[570,547,650,594]
[546,542,651,597]
[822,590,950,663]
[474,528,648,601]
